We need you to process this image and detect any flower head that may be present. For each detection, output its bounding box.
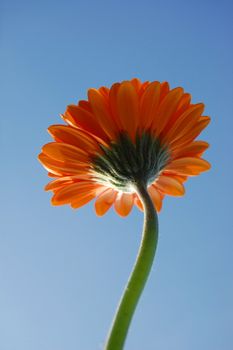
[38,78,211,216]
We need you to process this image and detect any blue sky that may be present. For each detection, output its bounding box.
[1,0,233,349]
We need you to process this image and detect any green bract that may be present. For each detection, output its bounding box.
[91,132,170,192]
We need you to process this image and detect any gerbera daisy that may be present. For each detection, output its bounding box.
[38,78,211,350]
[38,78,210,216]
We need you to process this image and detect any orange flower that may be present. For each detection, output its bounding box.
[38,78,211,216]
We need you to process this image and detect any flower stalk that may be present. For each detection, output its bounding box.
[104,182,159,350]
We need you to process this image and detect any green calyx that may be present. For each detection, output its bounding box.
[91,131,170,191]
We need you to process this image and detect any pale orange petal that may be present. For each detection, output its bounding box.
[165,157,211,176]
[134,195,143,212]
[71,193,96,209]
[117,81,139,140]
[162,172,188,183]
[48,172,60,178]
[148,185,163,211]
[38,153,88,176]
[154,175,185,196]
[48,125,99,154]
[45,173,94,191]
[51,182,98,205]
[71,186,105,209]
[45,177,74,191]
[95,188,117,216]
[114,192,134,217]
[42,142,88,164]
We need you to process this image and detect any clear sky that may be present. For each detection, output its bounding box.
[1,0,233,349]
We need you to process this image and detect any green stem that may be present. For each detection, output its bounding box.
[104,182,159,350]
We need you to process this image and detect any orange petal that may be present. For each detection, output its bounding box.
[95,188,117,216]
[162,172,188,183]
[65,105,108,141]
[45,177,74,191]
[88,89,117,140]
[109,82,122,130]
[71,186,104,209]
[48,172,59,178]
[78,100,93,113]
[139,81,161,130]
[48,125,99,154]
[162,93,191,135]
[130,78,142,93]
[172,141,209,158]
[114,192,134,217]
[134,195,143,212]
[51,181,98,205]
[38,153,88,176]
[160,82,170,101]
[175,93,191,116]
[148,185,163,211]
[152,87,184,135]
[42,142,88,164]
[70,186,104,209]
[45,173,93,191]
[117,81,139,140]
[164,103,205,143]
[98,86,110,101]
[154,175,185,196]
[138,81,150,97]
[170,116,210,149]
[165,157,211,176]
[71,193,96,209]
